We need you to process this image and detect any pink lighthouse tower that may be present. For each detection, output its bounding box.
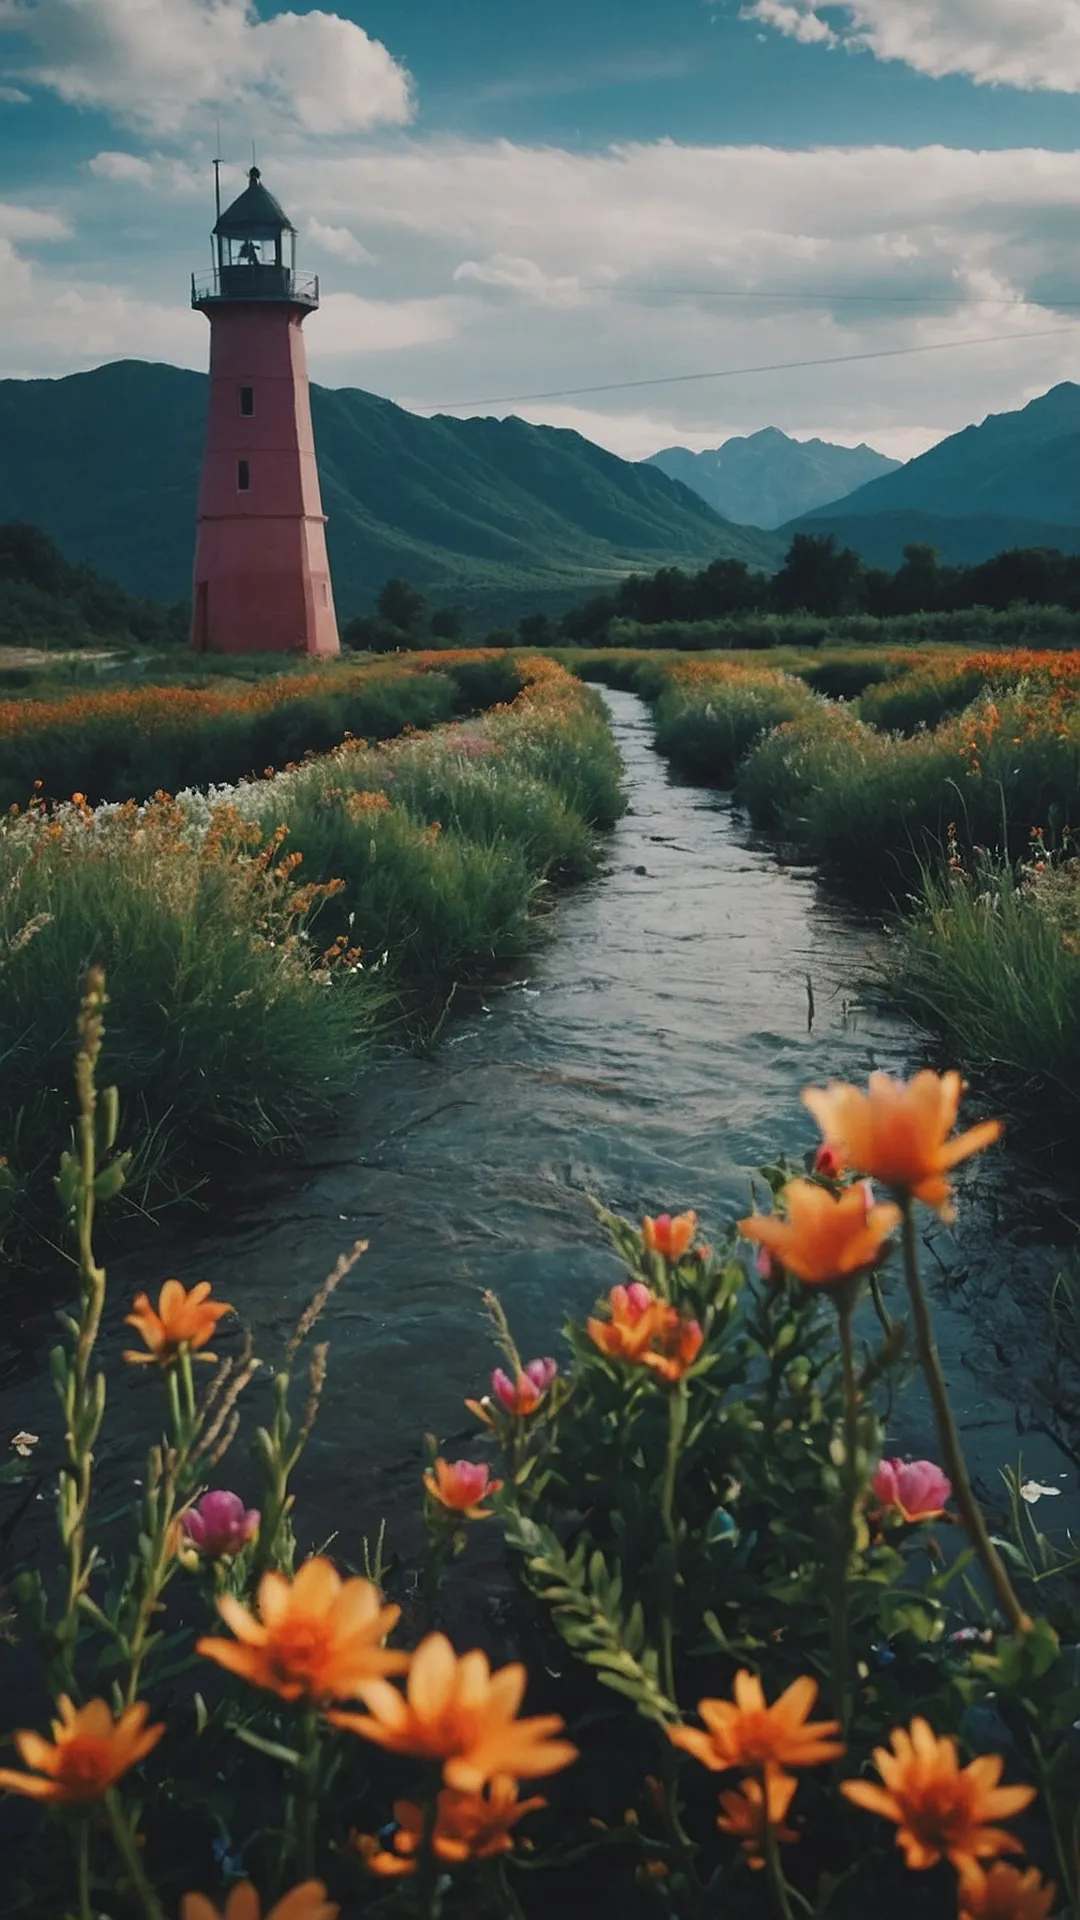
[190,166,339,655]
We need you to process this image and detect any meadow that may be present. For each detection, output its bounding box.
[0,653,622,1238]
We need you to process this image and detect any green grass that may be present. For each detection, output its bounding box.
[0,809,381,1236]
[884,852,1080,1126]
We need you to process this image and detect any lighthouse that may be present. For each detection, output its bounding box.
[190,167,339,655]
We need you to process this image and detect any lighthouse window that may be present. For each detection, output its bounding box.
[237,459,250,492]
[238,385,254,417]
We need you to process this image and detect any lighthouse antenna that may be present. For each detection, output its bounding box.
[213,131,222,225]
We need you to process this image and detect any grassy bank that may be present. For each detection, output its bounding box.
[883,841,1080,1128]
[0,649,526,809]
[0,658,623,1242]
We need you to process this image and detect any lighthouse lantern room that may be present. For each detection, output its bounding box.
[189,166,339,655]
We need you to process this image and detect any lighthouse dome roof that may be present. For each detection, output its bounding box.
[214,167,295,239]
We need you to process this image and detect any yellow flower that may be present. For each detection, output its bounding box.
[668,1671,844,1773]
[181,1883,339,1920]
[803,1071,1002,1218]
[329,1631,577,1790]
[0,1696,163,1803]
[196,1557,408,1704]
[354,1774,547,1876]
[123,1279,233,1366]
[716,1767,799,1868]
[840,1719,1036,1872]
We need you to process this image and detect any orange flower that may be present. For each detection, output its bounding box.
[668,1671,844,1773]
[196,1557,408,1704]
[587,1283,702,1381]
[355,1774,547,1876]
[123,1279,233,1366]
[424,1458,503,1519]
[716,1767,799,1868]
[640,1311,704,1382]
[803,1071,1002,1218]
[587,1281,665,1363]
[329,1631,578,1791]
[958,1862,1057,1920]
[181,1883,339,1920]
[738,1179,901,1289]
[643,1211,697,1260]
[840,1719,1036,1871]
[0,1696,163,1803]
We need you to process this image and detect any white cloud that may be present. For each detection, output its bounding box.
[0,200,70,241]
[12,133,1080,463]
[314,290,464,357]
[453,252,588,307]
[307,217,375,266]
[741,0,1080,92]
[0,84,29,102]
[0,0,413,134]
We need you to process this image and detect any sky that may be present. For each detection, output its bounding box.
[3,1,1080,463]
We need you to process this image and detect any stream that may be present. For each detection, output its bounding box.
[2,688,1078,1606]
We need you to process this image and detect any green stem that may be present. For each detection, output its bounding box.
[75,1816,93,1920]
[104,1791,166,1920]
[495,1862,528,1920]
[296,1705,320,1880]
[413,1773,441,1920]
[831,1298,860,1733]
[868,1271,892,1336]
[899,1201,1030,1636]
[658,1381,688,1706]
[762,1781,796,1920]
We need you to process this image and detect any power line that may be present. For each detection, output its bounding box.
[426,323,1080,412]
[594,285,1080,309]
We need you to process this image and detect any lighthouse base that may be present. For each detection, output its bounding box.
[191,513,339,656]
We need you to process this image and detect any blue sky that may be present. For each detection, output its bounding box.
[3,0,1080,461]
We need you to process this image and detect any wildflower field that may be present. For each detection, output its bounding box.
[0,649,528,809]
[571,645,1080,1127]
[0,655,622,1237]
[3,981,1078,1919]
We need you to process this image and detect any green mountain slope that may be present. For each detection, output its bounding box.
[646,428,899,528]
[798,382,1080,526]
[0,361,780,621]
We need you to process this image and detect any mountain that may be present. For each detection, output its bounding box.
[797,383,1080,526]
[778,509,1080,574]
[0,362,781,622]
[645,428,900,529]
[0,522,187,652]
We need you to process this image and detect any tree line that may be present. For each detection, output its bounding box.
[346,537,1080,651]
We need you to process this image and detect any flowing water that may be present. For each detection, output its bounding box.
[3,689,1078,1591]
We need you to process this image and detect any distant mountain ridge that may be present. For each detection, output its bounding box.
[0,362,781,621]
[645,427,900,528]
[798,382,1080,527]
[780,381,1080,571]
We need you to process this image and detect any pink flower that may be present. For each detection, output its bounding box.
[183,1490,260,1558]
[523,1358,557,1393]
[872,1459,952,1523]
[813,1143,843,1179]
[424,1459,503,1518]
